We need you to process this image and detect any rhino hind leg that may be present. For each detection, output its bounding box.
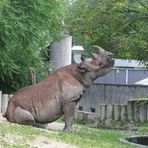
[14,106,48,128]
[14,106,35,126]
[63,102,76,132]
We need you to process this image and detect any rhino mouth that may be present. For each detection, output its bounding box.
[109,58,115,65]
[104,58,115,67]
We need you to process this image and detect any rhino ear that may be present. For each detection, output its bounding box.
[78,62,88,73]
[91,52,98,60]
[81,54,86,62]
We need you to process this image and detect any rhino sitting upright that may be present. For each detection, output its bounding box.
[3,46,114,132]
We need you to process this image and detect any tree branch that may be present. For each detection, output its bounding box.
[137,0,148,10]
[117,8,148,15]
[125,8,147,14]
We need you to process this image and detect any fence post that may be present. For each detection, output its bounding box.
[100,105,107,121]
[106,105,113,119]
[139,102,147,122]
[0,91,2,113]
[134,102,140,121]
[147,104,148,121]
[114,105,121,120]
[127,101,134,121]
[120,105,127,121]
[1,94,9,113]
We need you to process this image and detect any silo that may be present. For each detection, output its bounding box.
[50,36,72,71]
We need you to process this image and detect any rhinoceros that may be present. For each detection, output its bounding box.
[3,46,114,132]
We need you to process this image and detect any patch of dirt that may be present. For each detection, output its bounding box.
[47,122,64,131]
[0,134,78,148]
[28,136,78,148]
[0,133,23,145]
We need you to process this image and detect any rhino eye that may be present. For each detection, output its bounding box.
[99,62,102,66]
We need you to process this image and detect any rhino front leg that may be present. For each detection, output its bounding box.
[63,102,76,132]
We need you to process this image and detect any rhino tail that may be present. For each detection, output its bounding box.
[2,112,7,118]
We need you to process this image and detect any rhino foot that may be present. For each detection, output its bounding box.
[34,122,48,129]
[63,102,76,133]
[63,126,73,133]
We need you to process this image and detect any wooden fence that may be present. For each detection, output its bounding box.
[100,101,148,122]
[79,83,148,113]
[75,102,148,126]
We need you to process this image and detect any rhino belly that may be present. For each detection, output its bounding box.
[33,99,63,123]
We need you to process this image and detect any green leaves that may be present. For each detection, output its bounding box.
[0,0,66,91]
[65,0,148,62]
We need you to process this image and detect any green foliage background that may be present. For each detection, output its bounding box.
[0,0,66,92]
[0,0,148,92]
[65,0,148,61]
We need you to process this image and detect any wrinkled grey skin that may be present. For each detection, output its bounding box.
[3,46,114,132]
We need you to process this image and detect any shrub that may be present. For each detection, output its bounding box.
[0,0,66,92]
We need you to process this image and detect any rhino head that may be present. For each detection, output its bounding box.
[79,45,114,79]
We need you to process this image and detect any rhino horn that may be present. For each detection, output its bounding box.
[92,45,105,53]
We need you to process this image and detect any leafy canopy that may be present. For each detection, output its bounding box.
[0,0,66,92]
[65,0,148,62]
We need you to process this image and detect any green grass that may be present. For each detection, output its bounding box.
[138,123,148,134]
[0,120,141,148]
[129,98,148,102]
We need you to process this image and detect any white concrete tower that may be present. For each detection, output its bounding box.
[50,36,72,71]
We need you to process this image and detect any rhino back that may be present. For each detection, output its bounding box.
[9,64,84,122]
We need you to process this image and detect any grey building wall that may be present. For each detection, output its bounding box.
[94,69,148,85]
[128,69,148,84]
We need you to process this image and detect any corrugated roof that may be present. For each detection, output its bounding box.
[135,78,148,85]
[115,59,145,68]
